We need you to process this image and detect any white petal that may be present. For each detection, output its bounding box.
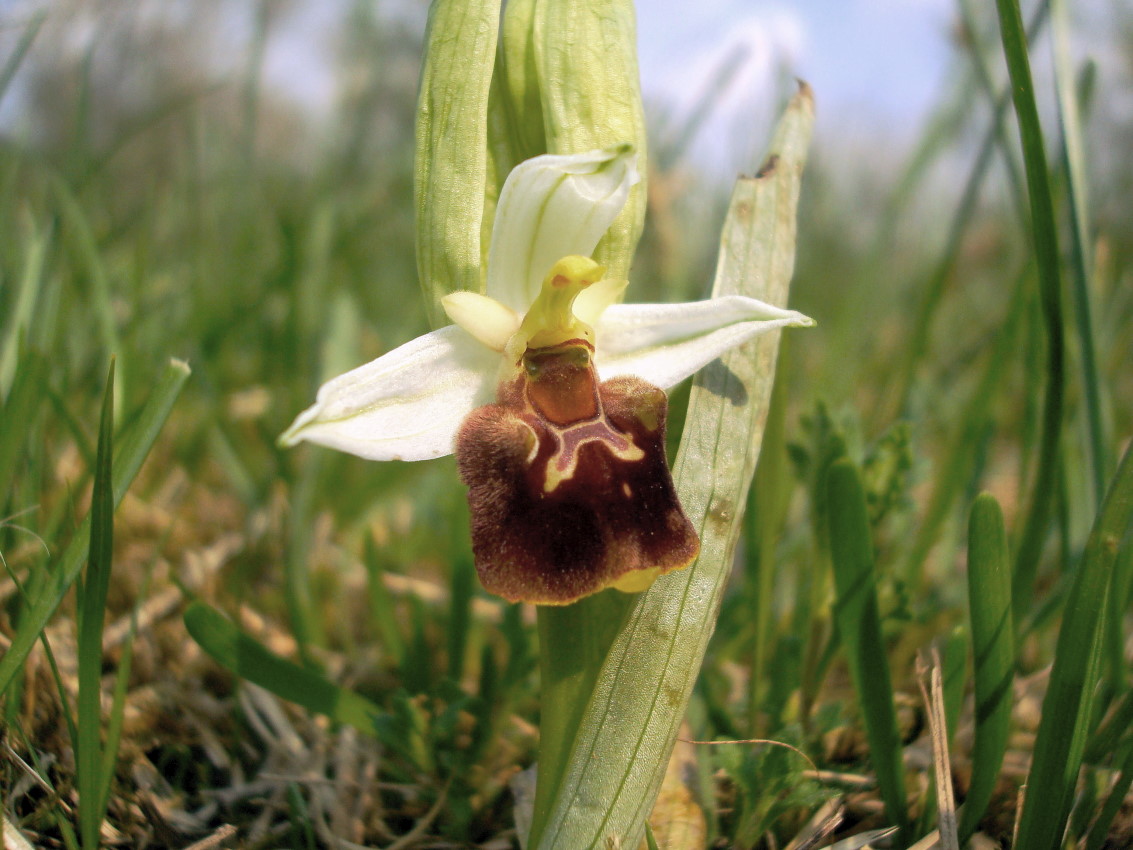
[441,291,520,352]
[594,296,814,389]
[280,325,498,461]
[486,146,639,313]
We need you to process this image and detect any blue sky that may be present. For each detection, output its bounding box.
[0,0,964,164]
[635,0,956,161]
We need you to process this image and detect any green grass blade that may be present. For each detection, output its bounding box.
[76,361,115,850]
[0,221,51,399]
[0,10,45,105]
[284,448,325,658]
[362,534,406,663]
[50,175,123,364]
[1,567,80,762]
[1085,741,1133,850]
[285,782,318,850]
[916,625,968,837]
[902,272,1026,581]
[993,0,1066,623]
[644,821,661,850]
[1015,441,1133,848]
[941,626,968,746]
[97,554,157,821]
[1051,0,1107,508]
[0,350,49,502]
[826,458,910,846]
[959,493,1014,842]
[1106,543,1133,691]
[956,0,1029,219]
[1084,688,1133,766]
[746,367,791,735]
[892,0,1049,418]
[447,554,475,682]
[183,601,381,733]
[0,359,190,695]
[530,84,813,850]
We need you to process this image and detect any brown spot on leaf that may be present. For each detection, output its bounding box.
[756,153,779,179]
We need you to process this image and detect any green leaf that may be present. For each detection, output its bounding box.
[0,358,190,696]
[76,360,115,850]
[184,601,382,732]
[1015,442,1133,847]
[826,458,910,846]
[414,0,502,323]
[530,83,814,850]
[959,493,1014,842]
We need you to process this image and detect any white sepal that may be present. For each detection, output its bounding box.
[280,325,497,461]
[486,146,639,313]
[594,295,814,389]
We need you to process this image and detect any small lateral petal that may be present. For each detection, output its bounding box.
[594,295,814,389]
[441,291,521,352]
[572,277,628,327]
[280,325,498,461]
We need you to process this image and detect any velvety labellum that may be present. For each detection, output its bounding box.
[456,340,699,605]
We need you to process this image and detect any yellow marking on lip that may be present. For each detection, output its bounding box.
[541,418,644,493]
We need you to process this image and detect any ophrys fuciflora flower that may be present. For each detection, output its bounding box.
[282,146,813,604]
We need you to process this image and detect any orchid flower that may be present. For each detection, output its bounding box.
[282,145,813,605]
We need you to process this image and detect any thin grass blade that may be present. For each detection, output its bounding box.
[902,272,1026,582]
[76,361,115,849]
[363,534,406,663]
[941,626,968,745]
[184,601,381,733]
[50,175,123,365]
[1015,441,1133,847]
[827,458,910,846]
[1051,0,1107,507]
[1085,741,1133,850]
[0,221,51,398]
[959,493,1014,842]
[0,10,45,105]
[0,359,190,695]
[746,369,791,735]
[448,554,475,682]
[1084,688,1133,765]
[993,0,1066,623]
[892,0,1049,420]
[0,350,48,502]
